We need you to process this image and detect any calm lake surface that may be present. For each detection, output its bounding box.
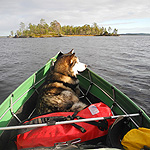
[0,36,150,115]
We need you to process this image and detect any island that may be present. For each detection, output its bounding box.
[9,19,119,38]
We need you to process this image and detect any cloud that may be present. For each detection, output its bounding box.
[0,0,150,35]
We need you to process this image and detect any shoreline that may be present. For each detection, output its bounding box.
[8,34,119,38]
[3,33,150,38]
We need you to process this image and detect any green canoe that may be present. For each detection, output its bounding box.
[0,52,150,149]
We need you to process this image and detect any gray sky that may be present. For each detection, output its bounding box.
[0,0,150,35]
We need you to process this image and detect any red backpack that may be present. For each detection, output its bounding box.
[16,102,114,149]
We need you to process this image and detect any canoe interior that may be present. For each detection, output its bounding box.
[0,52,150,149]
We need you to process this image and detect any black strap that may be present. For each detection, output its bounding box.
[66,112,86,133]
[71,123,86,133]
[68,112,108,131]
[78,116,108,131]
[67,111,79,120]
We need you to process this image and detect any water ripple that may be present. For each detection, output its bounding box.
[0,36,150,114]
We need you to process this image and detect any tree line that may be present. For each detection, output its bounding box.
[10,19,119,38]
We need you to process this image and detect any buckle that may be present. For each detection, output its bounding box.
[54,138,81,149]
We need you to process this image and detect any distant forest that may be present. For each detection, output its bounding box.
[10,19,119,38]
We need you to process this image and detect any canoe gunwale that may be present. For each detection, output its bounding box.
[78,68,150,129]
[78,69,140,128]
[0,75,46,121]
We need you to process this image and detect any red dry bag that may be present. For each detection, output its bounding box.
[16,102,114,149]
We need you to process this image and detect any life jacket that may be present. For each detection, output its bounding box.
[121,128,150,150]
[16,102,115,149]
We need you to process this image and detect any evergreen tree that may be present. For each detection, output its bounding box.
[20,22,25,33]
[13,19,118,37]
[50,20,61,35]
[10,31,13,37]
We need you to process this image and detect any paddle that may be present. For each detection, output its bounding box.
[0,113,139,131]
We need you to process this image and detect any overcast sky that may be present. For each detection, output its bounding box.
[0,0,150,35]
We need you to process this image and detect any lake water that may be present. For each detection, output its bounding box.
[0,36,150,115]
